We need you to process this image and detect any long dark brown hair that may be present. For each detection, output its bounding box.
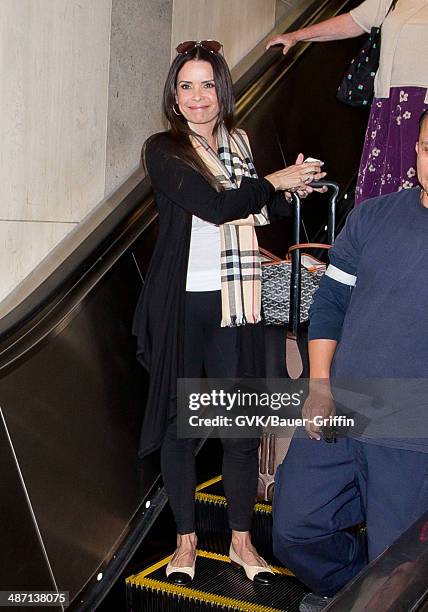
[144,46,235,189]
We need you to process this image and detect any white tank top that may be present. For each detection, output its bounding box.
[186,215,221,291]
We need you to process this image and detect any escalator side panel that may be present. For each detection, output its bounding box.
[0,250,156,599]
[0,413,58,598]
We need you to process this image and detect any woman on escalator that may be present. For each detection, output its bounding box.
[267,0,428,206]
[132,40,326,585]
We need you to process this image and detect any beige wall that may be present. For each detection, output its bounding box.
[105,0,173,194]
[171,0,276,69]
[0,0,173,306]
[1,0,111,223]
[0,0,112,304]
[0,221,73,301]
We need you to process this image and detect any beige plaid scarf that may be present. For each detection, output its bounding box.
[191,124,269,327]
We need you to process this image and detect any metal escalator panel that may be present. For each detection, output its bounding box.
[326,510,428,611]
[0,247,157,600]
[0,412,58,597]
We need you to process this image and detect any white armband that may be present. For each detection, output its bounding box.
[325,264,357,287]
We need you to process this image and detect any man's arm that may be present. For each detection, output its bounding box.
[303,274,354,439]
[309,339,337,379]
[302,204,364,438]
[303,339,338,440]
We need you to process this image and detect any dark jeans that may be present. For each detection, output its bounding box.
[161,291,260,534]
[272,434,428,596]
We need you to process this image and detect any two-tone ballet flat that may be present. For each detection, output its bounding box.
[229,543,275,585]
[165,552,196,584]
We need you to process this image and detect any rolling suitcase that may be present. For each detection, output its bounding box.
[257,181,339,502]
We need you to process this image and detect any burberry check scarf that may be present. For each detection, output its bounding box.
[191,124,269,327]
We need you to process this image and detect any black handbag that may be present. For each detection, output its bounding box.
[336,26,381,108]
[337,1,396,108]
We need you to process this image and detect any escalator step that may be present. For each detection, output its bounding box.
[126,549,307,612]
[196,477,274,562]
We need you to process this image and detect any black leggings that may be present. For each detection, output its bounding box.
[160,291,260,534]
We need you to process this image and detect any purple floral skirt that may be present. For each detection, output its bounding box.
[355,86,427,206]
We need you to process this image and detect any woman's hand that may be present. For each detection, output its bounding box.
[284,185,325,203]
[265,153,326,192]
[266,32,299,55]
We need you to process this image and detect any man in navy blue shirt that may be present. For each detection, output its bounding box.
[273,109,428,612]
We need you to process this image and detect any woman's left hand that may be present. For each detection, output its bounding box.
[284,189,309,202]
[301,183,329,196]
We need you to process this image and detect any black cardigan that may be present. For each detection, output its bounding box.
[132,132,292,458]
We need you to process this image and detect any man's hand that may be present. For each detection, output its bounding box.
[302,381,336,440]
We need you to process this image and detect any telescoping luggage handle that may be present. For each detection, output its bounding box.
[287,181,339,378]
[289,180,338,337]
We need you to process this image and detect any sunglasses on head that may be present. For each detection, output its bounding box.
[176,40,222,55]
